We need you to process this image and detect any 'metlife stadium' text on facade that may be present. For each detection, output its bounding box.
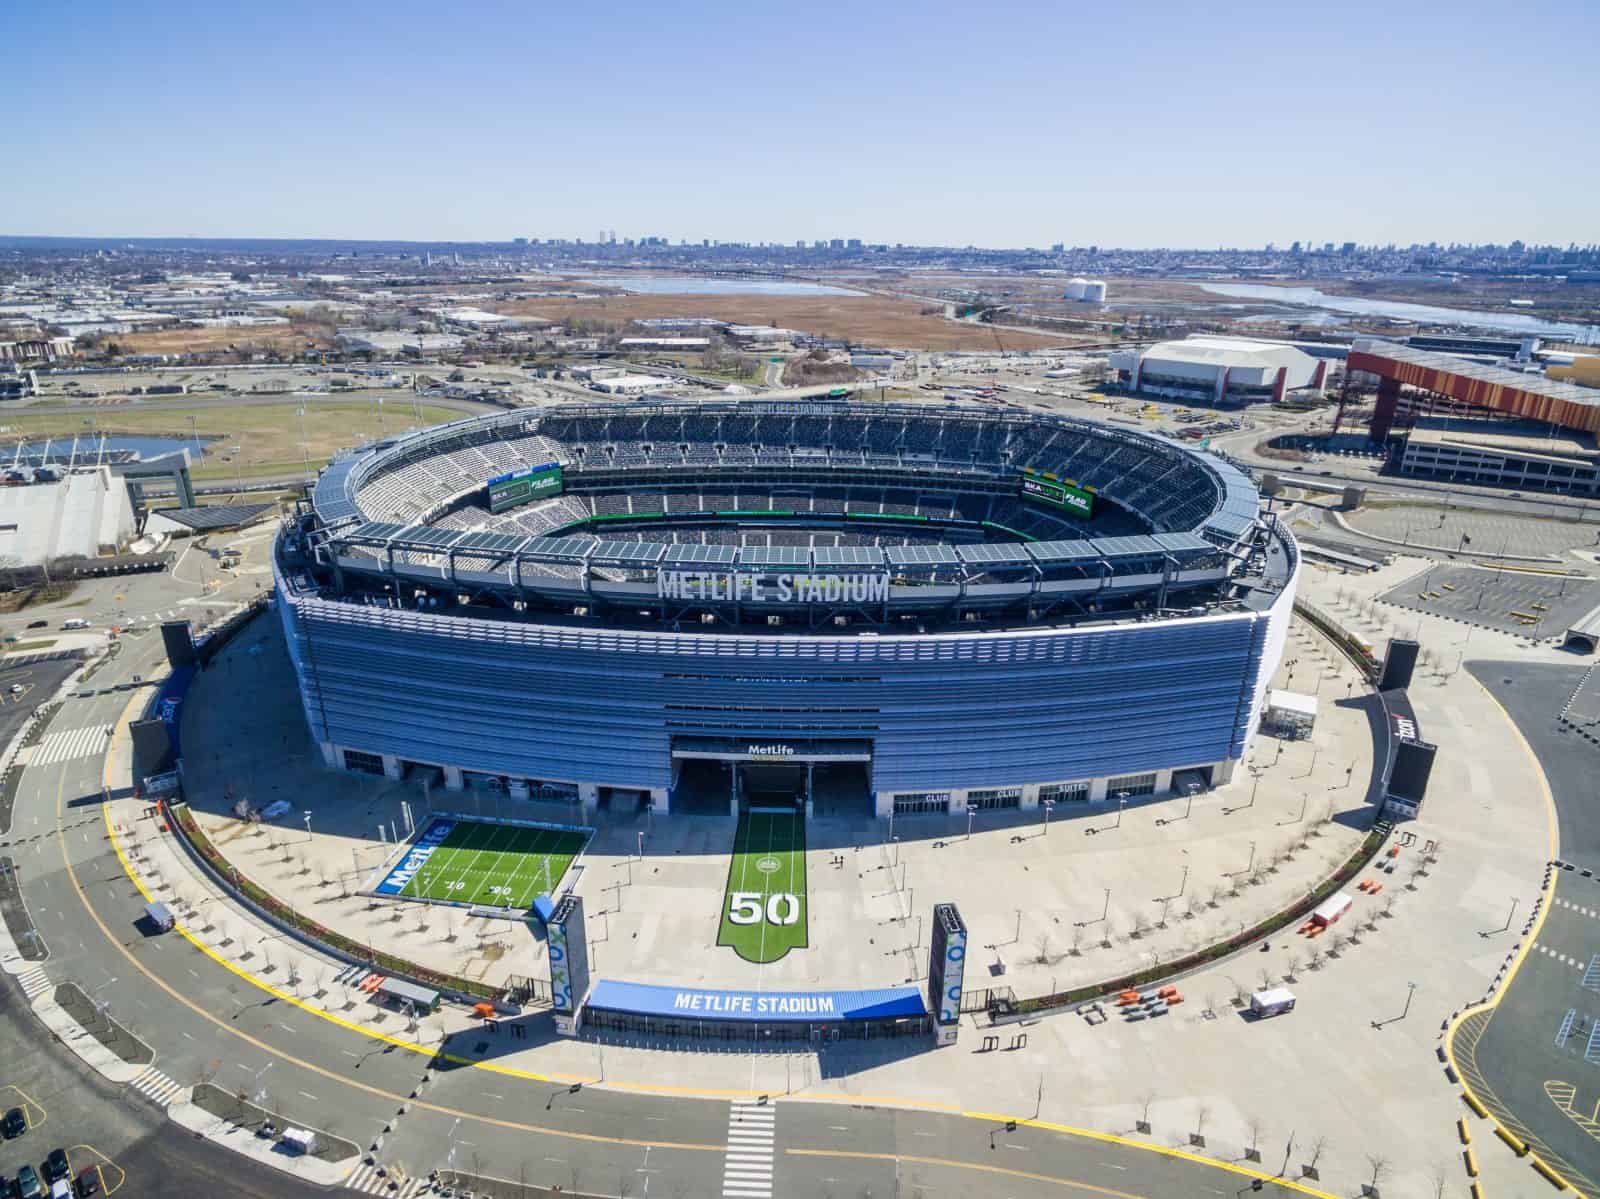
[656,571,890,605]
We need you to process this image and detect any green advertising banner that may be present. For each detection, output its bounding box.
[488,463,563,513]
[1020,475,1094,519]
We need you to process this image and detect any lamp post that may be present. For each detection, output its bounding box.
[1114,791,1129,828]
[1245,840,1257,877]
[1178,851,1189,898]
[1400,980,1417,1021]
[1041,798,1056,837]
[967,806,975,841]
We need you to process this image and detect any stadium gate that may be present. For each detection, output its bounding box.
[669,737,872,818]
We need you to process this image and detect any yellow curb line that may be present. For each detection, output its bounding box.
[959,1114,1340,1198]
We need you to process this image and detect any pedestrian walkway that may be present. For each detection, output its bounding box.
[722,1100,777,1198]
[345,1161,428,1196]
[29,725,109,766]
[1535,943,1588,972]
[15,966,49,1000]
[129,1066,186,1108]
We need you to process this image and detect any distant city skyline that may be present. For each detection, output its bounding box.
[3,0,1596,247]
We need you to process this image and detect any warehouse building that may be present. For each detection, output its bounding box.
[1110,336,1327,405]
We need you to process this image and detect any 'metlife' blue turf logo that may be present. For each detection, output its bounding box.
[373,820,456,895]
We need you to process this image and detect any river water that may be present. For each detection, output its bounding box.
[567,273,865,297]
[1198,283,1599,342]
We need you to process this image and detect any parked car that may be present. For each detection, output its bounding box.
[43,1150,68,1184]
[15,1163,43,1198]
[25,620,47,629]
[1,1106,26,1138]
[73,1167,100,1196]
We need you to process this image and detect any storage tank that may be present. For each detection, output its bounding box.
[1081,279,1108,304]
[1063,277,1089,301]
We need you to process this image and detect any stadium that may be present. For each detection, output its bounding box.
[275,398,1298,821]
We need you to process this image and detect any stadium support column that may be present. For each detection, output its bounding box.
[579,783,599,819]
[649,787,669,815]
[804,762,814,819]
[1311,360,1328,393]
[1371,376,1402,443]
[1272,367,1288,405]
[382,754,403,782]
[928,904,966,1047]
[1216,367,1229,404]
[1131,355,1144,394]
[443,765,463,791]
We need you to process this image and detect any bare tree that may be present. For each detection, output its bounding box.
[1244,1115,1264,1162]
[1259,966,1274,990]
[1429,1163,1448,1199]
[1284,954,1301,983]
[1033,933,1054,966]
[1364,1152,1389,1196]
[1130,912,1150,940]
[1307,947,1324,971]
[1306,1134,1329,1177]
[1136,1090,1155,1134]
[1190,1104,1209,1147]
[1100,916,1117,949]
[1209,883,1226,909]
[1069,922,1085,957]
[1329,933,1349,958]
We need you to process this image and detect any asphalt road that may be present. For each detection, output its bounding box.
[1455,661,1600,1194]
[0,927,318,1198]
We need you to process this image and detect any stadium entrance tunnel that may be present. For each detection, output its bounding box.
[670,738,873,818]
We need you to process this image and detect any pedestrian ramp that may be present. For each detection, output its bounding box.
[129,1066,186,1108]
[723,1099,777,1198]
[15,967,50,1001]
[345,1161,428,1196]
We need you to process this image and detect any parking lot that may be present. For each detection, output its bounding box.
[0,656,80,757]
[1377,564,1600,640]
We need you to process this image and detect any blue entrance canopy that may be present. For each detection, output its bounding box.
[586,980,926,1023]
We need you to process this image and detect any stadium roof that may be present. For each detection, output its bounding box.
[150,503,274,531]
[1353,337,1600,411]
[1138,336,1317,371]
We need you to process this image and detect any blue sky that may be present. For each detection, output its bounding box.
[4,0,1595,247]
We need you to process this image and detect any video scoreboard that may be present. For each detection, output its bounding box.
[1019,473,1093,519]
[488,462,563,513]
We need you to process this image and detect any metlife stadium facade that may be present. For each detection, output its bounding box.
[275,399,1297,819]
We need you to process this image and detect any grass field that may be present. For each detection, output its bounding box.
[0,400,467,483]
[396,818,587,909]
[717,808,809,964]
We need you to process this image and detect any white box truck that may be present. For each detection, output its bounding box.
[1250,987,1296,1018]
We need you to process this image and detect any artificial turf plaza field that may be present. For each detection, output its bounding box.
[717,808,809,964]
[386,818,588,909]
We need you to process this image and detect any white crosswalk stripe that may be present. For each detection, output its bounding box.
[344,1162,428,1195]
[29,726,110,767]
[15,967,50,1000]
[723,1100,777,1198]
[129,1066,186,1107]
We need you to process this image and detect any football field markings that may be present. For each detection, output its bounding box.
[395,820,583,907]
[718,808,807,964]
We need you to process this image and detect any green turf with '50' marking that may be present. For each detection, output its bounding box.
[716,809,808,964]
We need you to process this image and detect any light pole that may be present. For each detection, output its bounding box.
[1041,798,1056,837]
[967,806,975,841]
[1177,851,1189,898]
[1114,791,1129,827]
[636,829,644,860]
[1500,897,1520,933]
[1301,747,1320,779]
[297,405,310,479]
[1400,980,1417,1021]
[302,811,313,843]
[1245,840,1257,877]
